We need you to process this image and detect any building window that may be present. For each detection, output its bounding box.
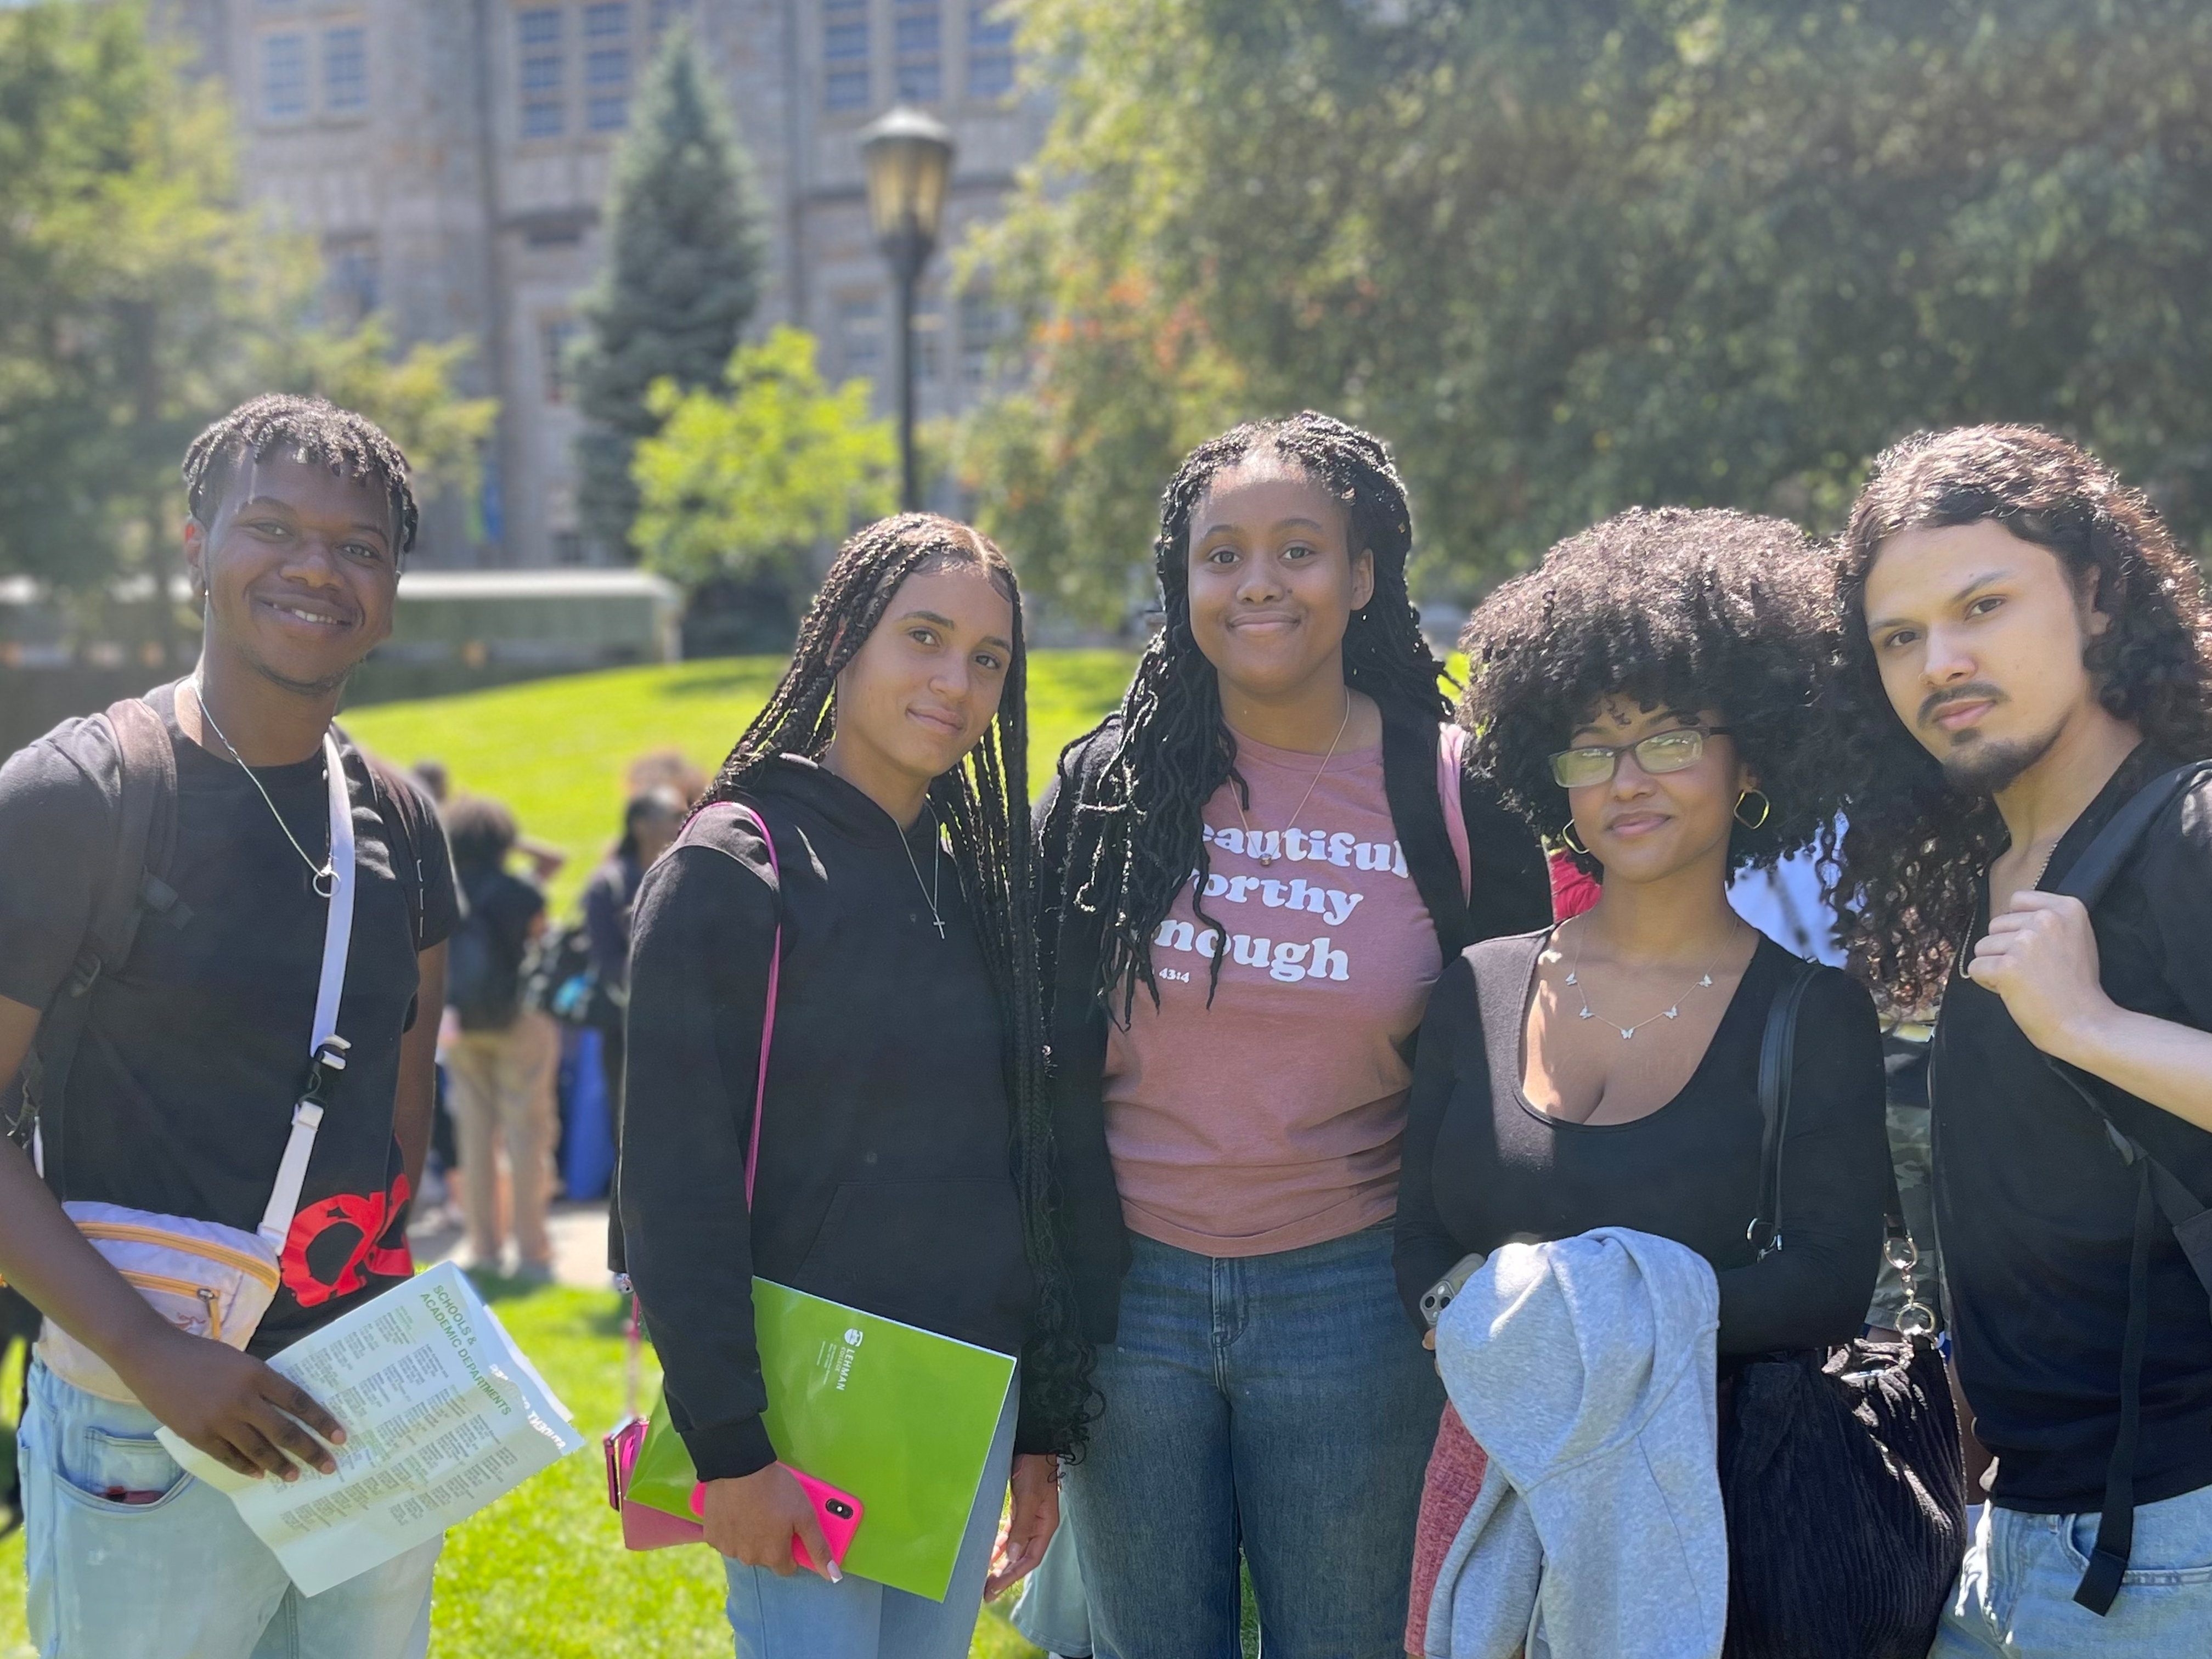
[518,7,565,137]
[960,290,1009,385]
[583,1,629,36]
[325,235,380,325]
[323,26,368,113]
[542,318,583,403]
[553,531,588,566]
[967,2,1014,97]
[261,32,308,119]
[649,0,691,32]
[588,93,628,130]
[823,0,867,112]
[895,0,941,103]
[837,293,883,383]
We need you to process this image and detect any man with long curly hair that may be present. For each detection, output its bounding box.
[1829,425,2212,1654]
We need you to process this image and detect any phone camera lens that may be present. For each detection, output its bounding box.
[828,1500,853,1518]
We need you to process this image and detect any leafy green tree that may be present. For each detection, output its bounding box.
[630,326,896,585]
[971,0,2212,621]
[262,318,502,537]
[572,25,769,560]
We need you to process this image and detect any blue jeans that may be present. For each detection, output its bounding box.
[1064,1224,1442,1659]
[17,1358,440,1659]
[723,1372,1018,1659]
[1932,1486,2212,1657]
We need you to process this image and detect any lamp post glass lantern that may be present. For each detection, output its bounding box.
[860,105,955,511]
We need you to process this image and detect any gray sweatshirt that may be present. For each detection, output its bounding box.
[1421,1227,1726,1659]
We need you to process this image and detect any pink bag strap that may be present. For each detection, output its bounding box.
[1437,721,1472,904]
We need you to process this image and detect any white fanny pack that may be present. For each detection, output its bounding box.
[29,731,358,1403]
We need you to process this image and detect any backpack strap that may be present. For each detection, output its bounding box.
[22,698,194,1179]
[1437,722,1472,905]
[2035,757,2212,1615]
[353,742,427,952]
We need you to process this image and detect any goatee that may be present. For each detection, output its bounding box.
[1939,724,2063,796]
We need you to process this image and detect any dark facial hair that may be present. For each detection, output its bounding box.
[1938,718,2065,797]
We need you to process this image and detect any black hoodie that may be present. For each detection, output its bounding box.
[619,757,1040,1480]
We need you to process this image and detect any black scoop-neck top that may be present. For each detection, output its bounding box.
[1393,928,1889,1353]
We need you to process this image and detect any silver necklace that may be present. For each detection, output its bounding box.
[1560,916,1733,1041]
[1232,689,1353,867]
[191,678,338,897]
[900,807,946,939]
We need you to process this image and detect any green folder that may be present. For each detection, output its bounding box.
[629,1279,1016,1600]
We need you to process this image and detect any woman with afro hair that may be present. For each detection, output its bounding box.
[1394,507,1893,1652]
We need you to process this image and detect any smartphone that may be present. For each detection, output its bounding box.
[688,1464,863,1576]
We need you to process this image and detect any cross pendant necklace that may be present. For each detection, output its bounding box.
[901,808,947,938]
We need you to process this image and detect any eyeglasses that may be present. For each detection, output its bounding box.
[1549,726,1734,789]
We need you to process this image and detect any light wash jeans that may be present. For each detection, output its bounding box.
[18,1358,439,1659]
[1932,1483,2212,1657]
[723,1370,1019,1659]
[1063,1224,1443,1659]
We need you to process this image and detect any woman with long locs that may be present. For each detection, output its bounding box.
[618,515,1091,1659]
[1031,414,1553,1658]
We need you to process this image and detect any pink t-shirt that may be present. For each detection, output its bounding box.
[1102,735,1441,1256]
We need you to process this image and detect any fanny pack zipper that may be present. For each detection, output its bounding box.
[115,1272,227,1342]
[74,1221,279,1290]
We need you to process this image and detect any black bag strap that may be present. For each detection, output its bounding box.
[1748,957,1820,1259]
[2031,757,2212,1616]
[19,698,194,1175]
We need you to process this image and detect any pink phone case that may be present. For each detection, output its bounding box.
[686,1464,864,1575]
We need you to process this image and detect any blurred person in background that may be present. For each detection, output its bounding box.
[586,786,682,1265]
[584,785,685,1113]
[441,794,559,1283]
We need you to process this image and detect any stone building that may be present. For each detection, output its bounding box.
[170,0,1045,567]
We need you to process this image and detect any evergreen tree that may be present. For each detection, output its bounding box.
[572,26,767,559]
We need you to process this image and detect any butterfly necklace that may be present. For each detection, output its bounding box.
[1559,916,1736,1041]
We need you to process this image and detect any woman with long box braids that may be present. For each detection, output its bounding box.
[618,515,1091,1659]
[1035,414,1552,1657]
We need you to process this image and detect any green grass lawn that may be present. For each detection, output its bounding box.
[0,1284,1047,1658]
[338,651,1140,915]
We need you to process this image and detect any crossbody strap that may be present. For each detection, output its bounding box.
[718,803,783,1209]
[255,731,358,1249]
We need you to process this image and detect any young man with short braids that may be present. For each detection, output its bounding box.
[0,396,459,1657]
[1830,425,2212,1655]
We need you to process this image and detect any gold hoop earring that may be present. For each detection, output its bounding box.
[1734,789,1771,830]
[1560,821,1589,857]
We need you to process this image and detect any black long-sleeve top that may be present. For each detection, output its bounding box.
[1394,929,1888,1352]
[619,758,1040,1480]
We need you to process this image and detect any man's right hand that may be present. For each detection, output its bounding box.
[119,1325,346,1481]
[699,1464,834,1579]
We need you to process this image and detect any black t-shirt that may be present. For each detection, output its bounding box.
[1930,744,2212,1513]
[0,685,459,1353]
[1396,930,1889,1354]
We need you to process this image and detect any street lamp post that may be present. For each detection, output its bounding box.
[859,105,956,512]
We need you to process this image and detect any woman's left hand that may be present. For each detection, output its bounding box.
[1966,891,2112,1060]
[985,1453,1061,1600]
